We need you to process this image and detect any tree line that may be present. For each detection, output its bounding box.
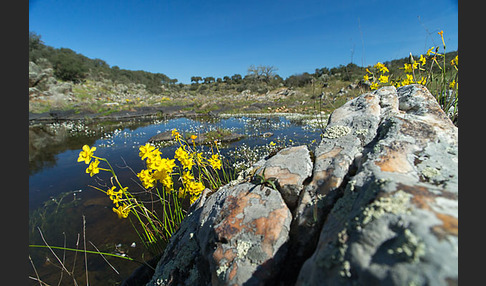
[30,31,457,94]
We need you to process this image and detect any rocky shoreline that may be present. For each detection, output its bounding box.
[122,85,458,285]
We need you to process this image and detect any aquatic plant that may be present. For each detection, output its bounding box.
[76,128,229,254]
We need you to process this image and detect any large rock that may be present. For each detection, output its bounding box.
[146,182,292,286]
[29,61,55,90]
[143,85,458,286]
[255,145,313,211]
[295,84,458,285]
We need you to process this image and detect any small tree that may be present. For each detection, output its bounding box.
[231,74,242,84]
[191,76,202,84]
[203,76,215,84]
[247,65,278,83]
[29,31,44,52]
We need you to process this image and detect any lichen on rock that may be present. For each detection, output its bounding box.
[143,85,458,286]
[322,125,351,139]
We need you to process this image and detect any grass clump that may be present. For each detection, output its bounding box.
[74,128,232,255]
[364,30,458,124]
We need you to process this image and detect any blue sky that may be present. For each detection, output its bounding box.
[29,0,458,84]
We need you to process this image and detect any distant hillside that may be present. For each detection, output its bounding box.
[29,31,457,95]
[29,32,175,94]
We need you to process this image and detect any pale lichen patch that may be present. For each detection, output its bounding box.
[387,229,426,263]
[216,259,229,279]
[359,190,413,226]
[236,240,252,258]
[421,167,441,180]
[323,125,351,139]
[355,128,369,136]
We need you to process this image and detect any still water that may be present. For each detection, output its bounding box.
[28,114,323,285]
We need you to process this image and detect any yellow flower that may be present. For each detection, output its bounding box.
[403,63,413,73]
[86,158,100,177]
[171,128,181,140]
[374,62,389,73]
[139,143,156,160]
[426,47,435,56]
[419,54,426,65]
[449,80,456,88]
[161,158,176,173]
[175,146,194,170]
[190,134,197,141]
[196,152,205,166]
[137,169,156,189]
[451,55,458,66]
[438,30,446,49]
[417,77,427,85]
[113,203,130,219]
[400,74,414,86]
[106,186,115,195]
[78,145,96,164]
[187,181,205,204]
[370,82,380,90]
[269,141,276,146]
[178,187,186,199]
[106,186,125,207]
[208,154,222,170]
[181,170,194,183]
[159,173,174,191]
[363,74,369,82]
[378,75,389,84]
[402,62,419,73]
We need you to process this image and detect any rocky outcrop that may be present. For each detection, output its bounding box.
[254,145,313,211]
[144,84,458,285]
[145,182,291,285]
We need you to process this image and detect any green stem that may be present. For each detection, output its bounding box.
[29,245,134,262]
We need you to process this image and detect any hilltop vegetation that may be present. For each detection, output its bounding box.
[29,31,457,116]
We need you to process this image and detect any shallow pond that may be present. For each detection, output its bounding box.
[28,113,325,285]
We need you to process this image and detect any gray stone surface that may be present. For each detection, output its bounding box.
[296,84,458,285]
[144,85,458,286]
[255,145,313,210]
[146,182,292,286]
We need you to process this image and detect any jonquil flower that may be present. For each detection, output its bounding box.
[450,55,458,66]
[107,186,125,206]
[86,159,100,177]
[113,203,130,219]
[208,154,222,170]
[175,146,194,170]
[426,47,435,56]
[449,79,456,88]
[139,143,156,160]
[419,54,426,65]
[137,169,156,189]
[171,128,181,140]
[378,75,389,84]
[78,145,96,164]
[374,62,389,73]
